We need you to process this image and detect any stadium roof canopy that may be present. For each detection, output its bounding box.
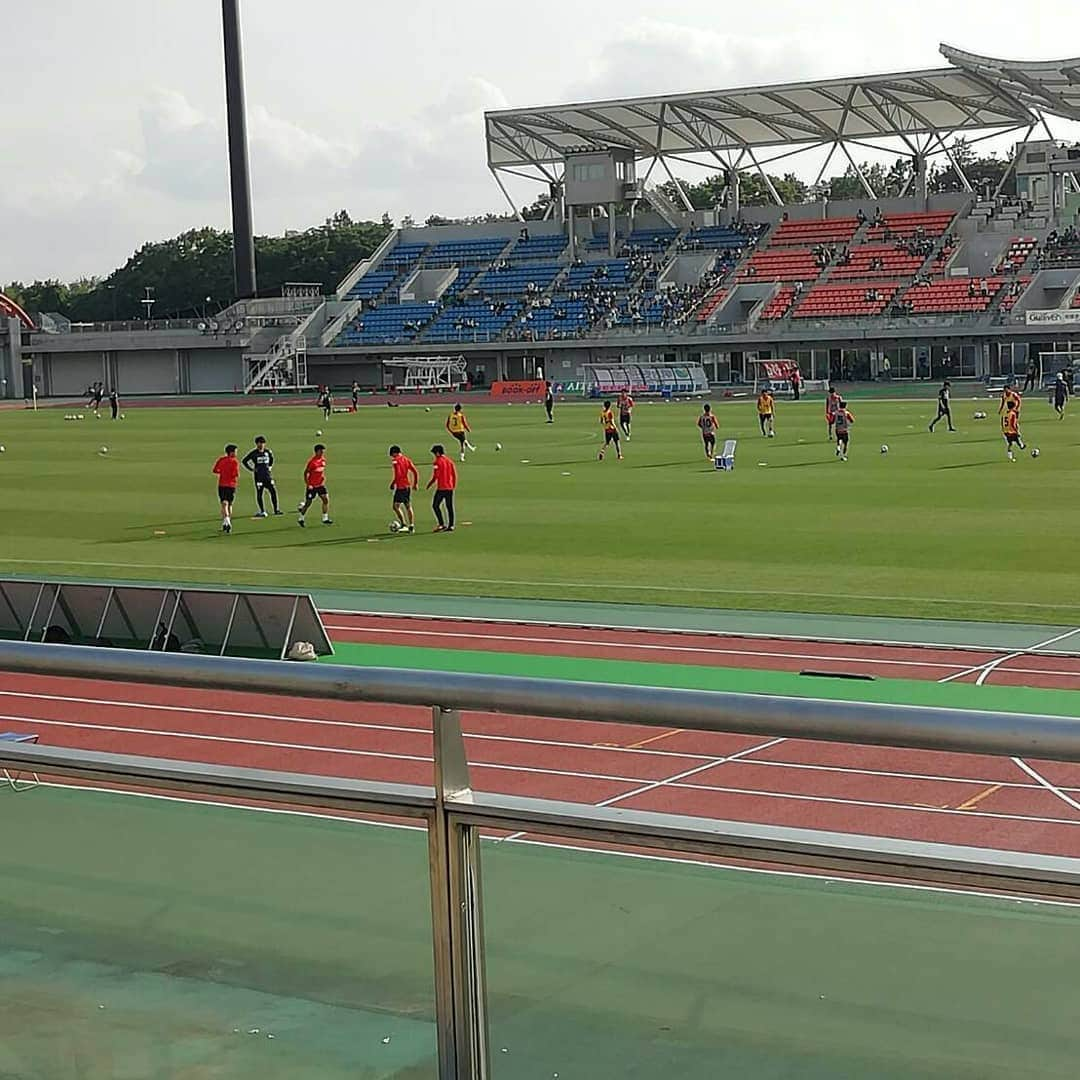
[485,45,1080,192]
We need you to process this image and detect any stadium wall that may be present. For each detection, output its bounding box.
[185,349,243,393]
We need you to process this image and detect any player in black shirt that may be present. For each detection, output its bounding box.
[928,380,955,432]
[351,381,360,411]
[109,388,119,419]
[318,387,333,420]
[242,436,281,517]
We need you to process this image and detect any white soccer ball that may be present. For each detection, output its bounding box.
[120,413,125,420]
[767,431,775,438]
[389,520,402,533]
[100,446,108,454]
[1032,448,1040,458]
[0,445,5,453]
[973,411,987,420]
[315,429,323,436]
[495,442,502,451]
[78,414,84,420]
[880,444,889,454]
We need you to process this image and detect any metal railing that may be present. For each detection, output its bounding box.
[2,640,1080,1078]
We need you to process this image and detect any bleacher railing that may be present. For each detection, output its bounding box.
[2,640,1080,1079]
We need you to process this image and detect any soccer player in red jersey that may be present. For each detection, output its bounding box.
[212,444,240,533]
[297,443,332,527]
[389,444,420,533]
[426,444,458,532]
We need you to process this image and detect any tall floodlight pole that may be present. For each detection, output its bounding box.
[222,0,257,299]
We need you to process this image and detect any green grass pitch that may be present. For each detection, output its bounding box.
[0,394,1075,622]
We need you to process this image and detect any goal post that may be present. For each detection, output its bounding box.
[383,355,469,392]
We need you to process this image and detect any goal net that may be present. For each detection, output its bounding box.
[384,355,468,391]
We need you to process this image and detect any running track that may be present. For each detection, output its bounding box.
[3,613,1080,860]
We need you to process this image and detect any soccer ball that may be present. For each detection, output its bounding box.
[767,431,775,438]
[315,429,323,436]
[495,442,502,451]
[973,411,987,420]
[880,444,889,454]
[99,446,108,454]
[120,413,125,420]
[1032,448,1040,458]
[0,445,5,453]
[389,520,402,533]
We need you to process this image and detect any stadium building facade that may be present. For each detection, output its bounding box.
[13,45,1080,399]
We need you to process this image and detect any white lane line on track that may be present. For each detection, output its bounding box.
[8,688,1072,792]
[324,625,975,671]
[937,627,1080,685]
[1011,758,1080,816]
[598,738,788,808]
[327,609,1078,655]
[8,715,1079,828]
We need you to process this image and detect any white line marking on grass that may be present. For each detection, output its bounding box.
[324,625,970,671]
[1011,758,1080,816]
[0,557,1075,611]
[937,627,1080,685]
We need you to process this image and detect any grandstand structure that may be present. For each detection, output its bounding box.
[13,45,1080,398]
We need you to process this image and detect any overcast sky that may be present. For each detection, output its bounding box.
[3,0,1078,283]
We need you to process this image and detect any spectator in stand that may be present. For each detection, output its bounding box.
[1022,359,1039,393]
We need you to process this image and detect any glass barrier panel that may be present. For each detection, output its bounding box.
[0,780,436,1078]
[480,831,1080,1079]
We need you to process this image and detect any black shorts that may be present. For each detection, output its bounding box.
[1005,433,1022,446]
[702,431,716,443]
[305,485,328,500]
[604,429,619,444]
[1055,396,1066,407]
[452,431,466,444]
[255,476,275,489]
[218,486,236,504]
[620,412,631,424]
[393,487,412,505]
[836,430,849,444]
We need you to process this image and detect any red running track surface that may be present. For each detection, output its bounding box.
[3,612,1080,860]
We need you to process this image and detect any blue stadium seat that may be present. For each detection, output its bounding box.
[424,300,522,343]
[334,302,437,346]
[382,242,429,270]
[475,263,562,296]
[347,269,399,301]
[564,260,630,289]
[425,237,510,267]
[625,228,677,252]
[508,235,568,261]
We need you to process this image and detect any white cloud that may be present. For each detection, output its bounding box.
[568,20,828,102]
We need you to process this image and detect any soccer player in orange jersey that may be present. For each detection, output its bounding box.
[389,444,420,533]
[297,444,332,526]
[1002,399,1025,460]
[598,400,623,461]
[427,444,458,532]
